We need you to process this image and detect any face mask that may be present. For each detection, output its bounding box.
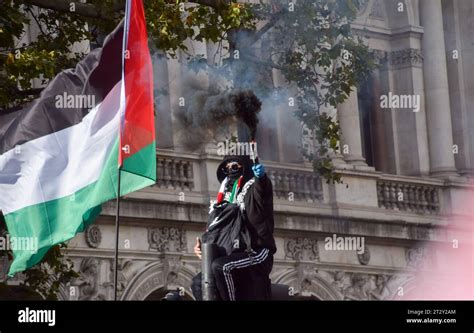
[224,161,243,180]
[228,167,243,179]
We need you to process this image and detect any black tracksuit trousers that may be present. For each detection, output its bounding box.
[191,248,273,301]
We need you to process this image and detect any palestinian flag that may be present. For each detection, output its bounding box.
[0,0,155,276]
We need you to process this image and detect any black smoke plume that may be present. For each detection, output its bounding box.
[176,89,262,150]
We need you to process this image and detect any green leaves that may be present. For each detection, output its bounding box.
[0,0,94,108]
[266,0,373,183]
[144,0,256,55]
[20,243,79,300]
[0,1,29,48]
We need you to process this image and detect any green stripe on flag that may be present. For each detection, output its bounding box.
[4,140,156,276]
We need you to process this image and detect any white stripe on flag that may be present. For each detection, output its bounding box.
[0,81,123,215]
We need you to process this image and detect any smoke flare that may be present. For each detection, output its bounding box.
[176,88,262,150]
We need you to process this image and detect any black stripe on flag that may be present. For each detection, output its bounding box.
[0,21,124,155]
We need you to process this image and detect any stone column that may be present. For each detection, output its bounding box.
[166,56,184,150]
[420,0,458,177]
[153,52,174,149]
[442,0,474,176]
[272,68,302,163]
[337,89,367,166]
[370,62,387,172]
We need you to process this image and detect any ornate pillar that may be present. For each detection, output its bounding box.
[420,0,458,177]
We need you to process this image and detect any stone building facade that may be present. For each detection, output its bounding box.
[4,0,474,300]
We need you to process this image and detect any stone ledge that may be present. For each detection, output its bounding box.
[274,213,444,243]
[99,198,447,243]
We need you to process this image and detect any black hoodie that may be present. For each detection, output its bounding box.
[216,155,276,254]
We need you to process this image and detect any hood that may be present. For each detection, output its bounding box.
[217,154,254,183]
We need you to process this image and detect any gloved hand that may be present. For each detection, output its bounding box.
[252,163,265,178]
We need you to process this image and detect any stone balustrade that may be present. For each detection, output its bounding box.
[154,151,324,202]
[266,167,323,202]
[153,151,447,215]
[155,156,194,191]
[377,178,441,214]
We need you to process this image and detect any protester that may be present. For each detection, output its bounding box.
[191,154,276,300]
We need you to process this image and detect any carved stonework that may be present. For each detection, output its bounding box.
[72,258,106,300]
[370,49,388,67]
[85,225,101,248]
[389,49,423,68]
[297,264,319,295]
[285,237,319,261]
[357,245,370,265]
[161,254,183,289]
[272,266,345,300]
[121,257,194,300]
[343,273,371,300]
[133,274,163,300]
[108,259,132,294]
[294,264,343,300]
[148,227,186,253]
[327,271,347,295]
[369,274,391,300]
[406,246,432,269]
[326,271,392,300]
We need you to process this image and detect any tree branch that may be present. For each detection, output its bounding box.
[229,8,286,52]
[15,87,44,96]
[27,7,47,37]
[21,0,231,19]
[240,52,284,71]
[22,0,125,19]
[191,0,231,8]
[242,8,286,48]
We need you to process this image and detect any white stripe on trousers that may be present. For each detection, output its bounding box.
[225,249,269,301]
[222,248,270,301]
[223,249,266,301]
[224,250,264,301]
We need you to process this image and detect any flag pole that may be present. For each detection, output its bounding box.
[113,167,121,301]
[114,0,128,302]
